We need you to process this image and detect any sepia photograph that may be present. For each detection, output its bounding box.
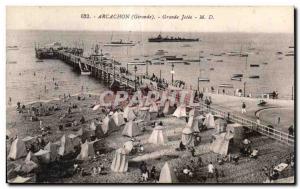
[5,6,295,184]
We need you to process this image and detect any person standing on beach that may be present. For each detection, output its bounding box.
[241,102,246,114]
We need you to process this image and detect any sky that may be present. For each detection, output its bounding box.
[6,6,294,33]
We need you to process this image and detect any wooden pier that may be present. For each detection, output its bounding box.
[36,46,294,147]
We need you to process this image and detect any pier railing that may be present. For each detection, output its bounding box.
[198,102,294,146]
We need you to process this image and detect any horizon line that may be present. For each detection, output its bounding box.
[6,29,294,34]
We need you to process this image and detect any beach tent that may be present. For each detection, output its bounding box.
[203,112,215,129]
[215,118,227,133]
[95,123,105,138]
[6,128,17,140]
[123,106,137,121]
[148,126,168,145]
[149,102,159,119]
[34,149,50,163]
[112,111,125,127]
[122,121,141,137]
[8,176,33,183]
[8,137,27,160]
[163,99,172,115]
[76,140,95,161]
[187,113,200,133]
[137,107,151,122]
[210,132,234,155]
[181,127,195,146]
[159,162,178,183]
[22,151,39,173]
[25,151,38,164]
[58,134,74,156]
[44,142,59,162]
[123,141,134,155]
[110,148,128,173]
[76,128,83,136]
[90,121,97,131]
[101,115,118,135]
[189,108,200,117]
[173,104,187,118]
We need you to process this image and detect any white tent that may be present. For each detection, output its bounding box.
[8,137,27,160]
[25,151,38,164]
[122,121,141,137]
[137,107,151,122]
[110,148,128,173]
[204,112,215,129]
[76,128,83,136]
[8,176,33,183]
[159,162,178,183]
[149,102,159,112]
[6,128,17,140]
[34,149,50,163]
[187,114,200,133]
[102,115,118,135]
[89,121,97,131]
[163,99,171,115]
[76,140,95,161]
[112,111,125,127]
[44,142,59,162]
[173,104,187,118]
[148,126,168,145]
[123,141,134,155]
[123,106,137,121]
[181,127,194,146]
[210,132,234,155]
[58,134,73,156]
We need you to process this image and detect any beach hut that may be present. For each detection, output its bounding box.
[162,99,171,115]
[203,112,215,129]
[58,134,74,156]
[215,118,227,134]
[159,162,178,183]
[8,137,27,160]
[76,128,83,136]
[123,141,134,155]
[148,126,168,145]
[187,113,200,133]
[173,104,187,118]
[95,124,105,138]
[137,107,151,122]
[44,142,59,162]
[101,115,118,135]
[210,132,234,155]
[112,111,125,127]
[122,121,141,137]
[123,106,137,121]
[25,151,38,164]
[34,149,50,163]
[110,148,128,173]
[149,102,159,119]
[76,140,95,161]
[6,128,17,140]
[181,127,195,146]
[89,121,97,131]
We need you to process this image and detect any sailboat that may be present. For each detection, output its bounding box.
[104,32,135,47]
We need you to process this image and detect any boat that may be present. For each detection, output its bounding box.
[148,34,199,42]
[289,46,294,48]
[276,51,283,55]
[250,64,260,67]
[184,62,191,65]
[207,59,211,61]
[219,84,234,88]
[104,32,135,46]
[35,60,44,63]
[7,61,17,64]
[249,75,260,79]
[216,60,223,62]
[104,39,135,46]
[231,74,243,81]
[181,44,192,47]
[7,45,19,50]
[210,68,215,71]
[262,62,268,65]
[285,52,294,56]
[198,78,210,82]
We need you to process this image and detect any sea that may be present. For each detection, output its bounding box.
[6,30,294,106]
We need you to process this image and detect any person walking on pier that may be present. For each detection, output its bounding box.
[241,102,246,114]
